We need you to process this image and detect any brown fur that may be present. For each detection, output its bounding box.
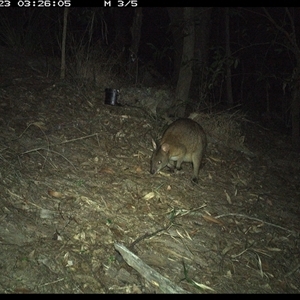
[150,118,207,183]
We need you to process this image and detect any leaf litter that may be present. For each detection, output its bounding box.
[0,56,299,294]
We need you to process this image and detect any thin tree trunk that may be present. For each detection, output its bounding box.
[173,7,195,117]
[262,7,300,150]
[189,7,212,113]
[60,7,68,80]
[225,7,233,106]
[129,7,143,83]
[291,67,300,150]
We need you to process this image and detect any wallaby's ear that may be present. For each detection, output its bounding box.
[161,143,170,152]
[151,138,157,150]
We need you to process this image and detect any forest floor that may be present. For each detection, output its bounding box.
[0,49,299,294]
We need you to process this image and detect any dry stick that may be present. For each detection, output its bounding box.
[39,278,65,287]
[215,213,296,235]
[21,133,99,152]
[36,149,57,170]
[54,133,99,145]
[7,189,42,209]
[13,122,43,140]
[284,263,300,278]
[21,148,77,170]
[114,243,190,294]
[20,133,99,170]
[217,212,300,279]
[128,227,167,252]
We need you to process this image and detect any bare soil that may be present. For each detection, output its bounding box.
[0,52,299,294]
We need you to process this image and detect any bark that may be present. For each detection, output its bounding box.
[60,7,68,80]
[129,7,143,82]
[112,8,132,75]
[167,8,184,85]
[189,7,212,113]
[262,7,300,150]
[291,68,300,150]
[168,7,195,117]
[225,7,233,106]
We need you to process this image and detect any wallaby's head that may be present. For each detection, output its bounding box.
[150,139,170,175]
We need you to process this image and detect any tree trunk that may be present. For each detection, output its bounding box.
[188,7,212,113]
[225,7,233,106]
[129,7,143,83]
[291,66,300,150]
[171,7,195,117]
[60,7,68,80]
[262,7,300,150]
[112,8,132,75]
[167,8,184,85]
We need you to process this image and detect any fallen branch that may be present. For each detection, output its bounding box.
[114,243,190,294]
[21,147,77,170]
[216,213,297,235]
[19,133,100,170]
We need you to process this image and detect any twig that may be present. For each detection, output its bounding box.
[53,133,99,146]
[39,278,64,287]
[6,188,44,209]
[21,148,77,170]
[284,263,300,278]
[128,227,167,252]
[21,133,99,153]
[20,133,100,169]
[114,243,190,294]
[13,122,40,140]
[215,213,296,234]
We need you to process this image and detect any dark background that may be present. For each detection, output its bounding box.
[0,6,299,137]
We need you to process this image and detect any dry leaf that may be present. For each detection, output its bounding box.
[191,280,215,292]
[48,190,63,198]
[30,121,47,130]
[66,260,73,267]
[143,192,155,200]
[224,189,232,204]
[208,156,223,163]
[13,288,33,294]
[135,166,142,173]
[202,214,224,225]
[266,198,273,206]
[266,247,282,252]
[99,167,114,174]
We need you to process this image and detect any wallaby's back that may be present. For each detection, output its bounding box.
[150,118,207,183]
